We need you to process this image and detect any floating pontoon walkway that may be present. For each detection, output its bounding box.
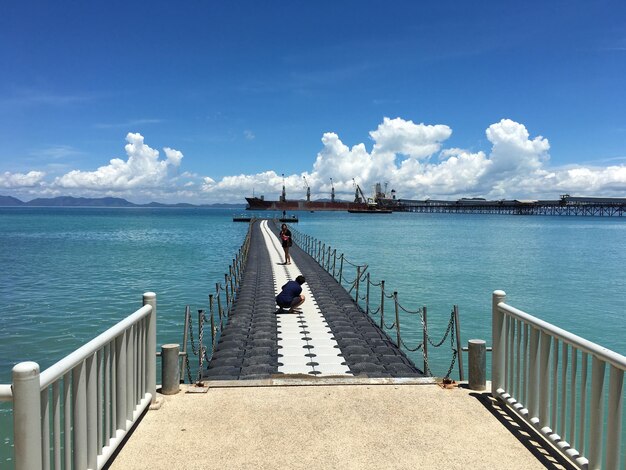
[204,219,422,380]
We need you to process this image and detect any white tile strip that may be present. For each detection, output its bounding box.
[259,220,351,376]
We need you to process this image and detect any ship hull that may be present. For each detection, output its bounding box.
[245,197,371,211]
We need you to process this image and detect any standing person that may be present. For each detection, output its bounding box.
[276,275,306,313]
[280,223,292,265]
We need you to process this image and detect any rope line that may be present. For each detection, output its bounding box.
[291,225,461,379]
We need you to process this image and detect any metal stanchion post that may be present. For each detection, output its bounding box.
[380,280,385,329]
[423,306,428,374]
[394,292,401,347]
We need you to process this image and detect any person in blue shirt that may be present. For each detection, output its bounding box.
[276,275,306,313]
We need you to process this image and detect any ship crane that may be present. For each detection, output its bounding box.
[280,173,286,202]
[352,178,368,204]
[330,178,335,203]
[302,176,311,202]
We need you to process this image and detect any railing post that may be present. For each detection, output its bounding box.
[216,283,223,320]
[355,266,361,307]
[380,280,385,329]
[538,332,552,427]
[606,365,624,470]
[332,249,337,278]
[394,291,401,347]
[210,294,220,332]
[73,359,87,469]
[528,326,540,424]
[326,246,331,271]
[588,356,606,468]
[423,306,428,374]
[198,310,205,380]
[181,306,190,382]
[115,332,126,434]
[454,305,464,381]
[13,361,42,470]
[86,353,98,469]
[491,290,507,396]
[143,292,157,404]
[229,271,235,299]
[365,273,370,316]
[338,254,344,285]
[224,274,230,307]
[210,307,216,349]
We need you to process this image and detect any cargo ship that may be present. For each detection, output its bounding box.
[245,179,397,212]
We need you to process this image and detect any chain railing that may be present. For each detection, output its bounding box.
[290,226,464,380]
[182,220,253,384]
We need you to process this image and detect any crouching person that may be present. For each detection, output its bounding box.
[276,275,306,313]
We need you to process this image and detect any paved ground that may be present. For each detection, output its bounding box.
[108,379,569,470]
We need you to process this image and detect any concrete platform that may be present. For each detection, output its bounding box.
[108,379,570,470]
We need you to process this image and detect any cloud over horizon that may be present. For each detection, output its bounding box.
[0,170,46,188]
[2,118,626,203]
[54,133,183,191]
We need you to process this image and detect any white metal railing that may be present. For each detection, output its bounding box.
[492,290,626,470]
[0,292,157,470]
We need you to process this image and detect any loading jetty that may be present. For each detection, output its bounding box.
[393,195,626,216]
[1,219,625,469]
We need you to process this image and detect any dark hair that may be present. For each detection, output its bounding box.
[296,275,306,285]
[281,224,287,230]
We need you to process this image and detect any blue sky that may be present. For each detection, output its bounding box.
[1,1,625,203]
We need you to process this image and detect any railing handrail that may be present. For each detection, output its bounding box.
[0,384,11,401]
[39,304,153,389]
[2,293,156,470]
[498,301,626,370]
[0,304,153,401]
[493,290,625,470]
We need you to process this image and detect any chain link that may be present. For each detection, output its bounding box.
[285,225,462,379]
[181,219,252,384]
[196,310,205,384]
[184,312,196,383]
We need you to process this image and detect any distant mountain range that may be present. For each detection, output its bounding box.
[0,195,244,208]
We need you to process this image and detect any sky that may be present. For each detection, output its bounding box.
[1,1,625,203]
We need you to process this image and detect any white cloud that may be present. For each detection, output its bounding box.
[485,119,549,174]
[199,117,626,201]
[164,147,183,166]
[0,171,46,188]
[54,133,183,191]
[3,118,626,203]
[370,117,452,160]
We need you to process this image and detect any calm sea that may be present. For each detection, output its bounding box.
[1,207,625,465]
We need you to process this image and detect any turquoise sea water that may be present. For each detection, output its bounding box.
[1,208,625,466]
